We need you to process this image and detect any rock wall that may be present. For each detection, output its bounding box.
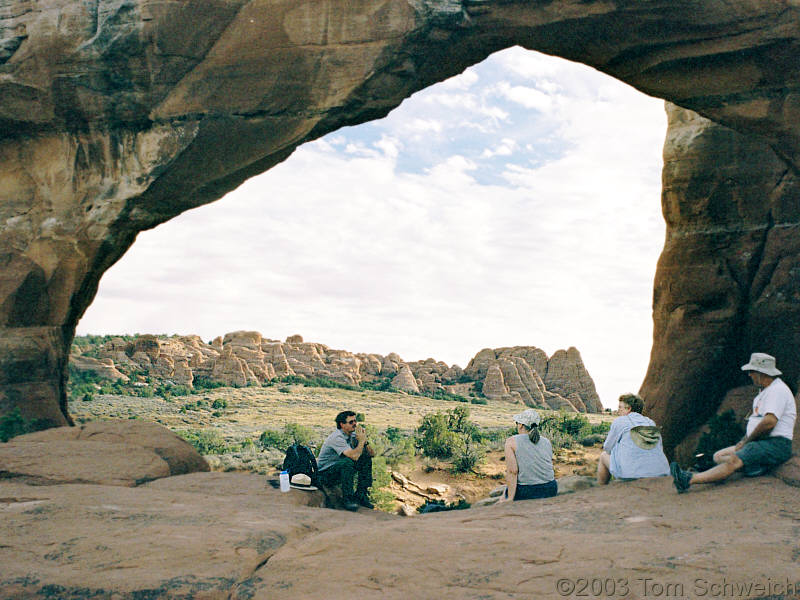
[70,333,604,412]
[641,104,800,454]
[0,0,799,447]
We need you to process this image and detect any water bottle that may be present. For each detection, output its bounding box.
[279,470,290,493]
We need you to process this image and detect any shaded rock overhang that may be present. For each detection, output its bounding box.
[1,0,799,453]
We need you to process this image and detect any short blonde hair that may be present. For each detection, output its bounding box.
[619,393,644,414]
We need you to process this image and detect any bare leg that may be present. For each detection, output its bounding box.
[691,453,743,485]
[712,445,737,465]
[597,451,611,485]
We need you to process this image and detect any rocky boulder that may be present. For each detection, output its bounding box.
[0,420,208,486]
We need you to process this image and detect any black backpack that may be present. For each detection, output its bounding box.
[282,443,319,486]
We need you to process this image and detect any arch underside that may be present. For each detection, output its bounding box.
[0,0,798,454]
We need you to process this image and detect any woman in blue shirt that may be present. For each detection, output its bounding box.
[597,393,669,484]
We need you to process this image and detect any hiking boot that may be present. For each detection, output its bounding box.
[356,495,374,510]
[343,499,360,512]
[670,461,692,493]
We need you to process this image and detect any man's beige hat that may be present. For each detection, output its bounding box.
[289,473,317,490]
[513,408,541,428]
[741,352,782,377]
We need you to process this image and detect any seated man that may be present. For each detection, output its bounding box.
[671,353,797,493]
[317,411,375,511]
[597,393,669,484]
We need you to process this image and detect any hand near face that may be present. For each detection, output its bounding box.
[355,424,367,443]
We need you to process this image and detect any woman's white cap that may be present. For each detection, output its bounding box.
[513,408,541,427]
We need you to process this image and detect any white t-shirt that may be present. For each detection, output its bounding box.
[746,378,797,440]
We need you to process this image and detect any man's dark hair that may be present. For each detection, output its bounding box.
[336,410,357,429]
[619,393,644,414]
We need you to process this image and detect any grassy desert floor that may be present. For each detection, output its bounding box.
[68,384,612,506]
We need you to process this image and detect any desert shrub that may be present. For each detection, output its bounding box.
[470,397,488,405]
[0,408,30,442]
[368,455,397,512]
[193,376,227,390]
[554,412,590,437]
[278,387,291,394]
[211,398,227,410]
[416,412,462,459]
[694,410,745,470]
[425,388,471,403]
[355,412,365,422]
[539,419,575,450]
[367,425,415,467]
[385,426,404,443]
[471,380,484,396]
[451,438,485,474]
[258,422,316,452]
[277,375,359,391]
[360,377,393,392]
[416,406,483,460]
[155,383,192,399]
[176,429,228,454]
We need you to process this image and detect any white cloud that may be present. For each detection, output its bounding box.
[496,82,554,112]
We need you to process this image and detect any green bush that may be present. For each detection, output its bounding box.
[368,455,397,512]
[360,377,393,392]
[258,422,316,452]
[367,425,415,468]
[451,438,485,473]
[0,408,29,442]
[277,375,359,391]
[193,376,227,390]
[177,429,228,454]
[416,412,462,459]
[416,406,483,460]
[211,398,227,410]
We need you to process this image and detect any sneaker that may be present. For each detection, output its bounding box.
[670,461,692,493]
[343,500,360,512]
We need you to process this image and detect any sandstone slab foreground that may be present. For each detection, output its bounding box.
[2,469,800,598]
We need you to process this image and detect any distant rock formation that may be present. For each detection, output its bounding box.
[464,346,602,413]
[69,333,604,413]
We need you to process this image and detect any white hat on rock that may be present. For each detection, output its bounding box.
[513,408,541,428]
[741,352,782,377]
[289,473,317,490]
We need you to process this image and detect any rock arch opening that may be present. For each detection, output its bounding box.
[0,1,798,458]
[77,48,667,408]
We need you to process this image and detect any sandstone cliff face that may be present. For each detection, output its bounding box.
[641,104,800,454]
[0,1,798,449]
[70,333,604,412]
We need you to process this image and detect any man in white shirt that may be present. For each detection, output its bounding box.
[671,353,796,493]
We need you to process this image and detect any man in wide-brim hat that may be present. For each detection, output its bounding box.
[671,353,797,493]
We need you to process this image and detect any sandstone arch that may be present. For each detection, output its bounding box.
[1,1,798,453]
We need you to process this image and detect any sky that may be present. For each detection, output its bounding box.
[76,47,668,408]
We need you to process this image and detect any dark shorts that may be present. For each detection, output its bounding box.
[513,479,558,501]
[735,436,792,475]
